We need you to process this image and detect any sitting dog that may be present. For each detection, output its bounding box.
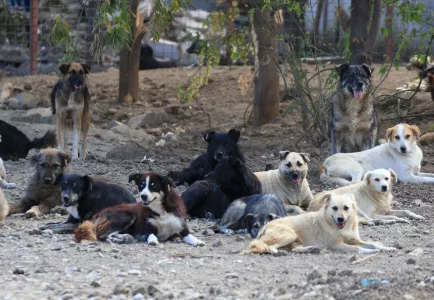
[310,168,423,225]
[169,129,245,186]
[0,120,57,161]
[9,148,71,218]
[182,156,261,218]
[329,63,377,154]
[75,172,204,247]
[212,194,286,238]
[320,123,434,185]
[255,151,313,214]
[51,62,91,160]
[1,157,17,222]
[40,173,136,234]
[244,193,397,254]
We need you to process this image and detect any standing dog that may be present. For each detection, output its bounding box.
[51,62,91,160]
[320,123,434,185]
[254,151,313,214]
[329,63,378,154]
[310,168,423,224]
[75,172,204,247]
[9,148,71,218]
[244,194,397,254]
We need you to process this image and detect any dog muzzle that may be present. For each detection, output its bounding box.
[74,83,82,91]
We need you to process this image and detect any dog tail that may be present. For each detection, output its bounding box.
[29,130,57,150]
[319,165,351,186]
[418,132,434,146]
[74,221,97,243]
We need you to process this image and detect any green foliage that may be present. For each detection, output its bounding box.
[98,0,131,51]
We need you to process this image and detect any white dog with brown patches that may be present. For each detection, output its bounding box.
[320,123,434,185]
[309,168,424,225]
[244,193,396,254]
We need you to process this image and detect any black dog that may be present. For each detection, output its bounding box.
[0,120,57,161]
[40,174,136,233]
[169,129,245,186]
[212,194,287,238]
[139,44,177,70]
[182,156,261,218]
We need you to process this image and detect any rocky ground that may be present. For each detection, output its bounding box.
[0,64,434,300]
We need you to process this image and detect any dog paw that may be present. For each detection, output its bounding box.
[221,229,234,235]
[2,182,17,189]
[147,234,159,246]
[107,233,134,244]
[359,248,380,254]
[183,234,205,247]
[25,207,41,219]
[412,214,424,220]
[380,246,397,252]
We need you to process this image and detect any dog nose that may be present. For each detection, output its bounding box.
[400,146,407,153]
[337,217,344,223]
[44,178,52,184]
[357,81,363,89]
[215,152,223,160]
[381,185,388,192]
[291,173,299,179]
[141,194,148,201]
[62,196,69,204]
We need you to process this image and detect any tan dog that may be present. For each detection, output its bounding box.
[255,151,313,214]
[320,124,434,185]
[9,148,71,218]
[418,132,434,146]
[51,62,91,160]
[310,169,423,225]
[244,194,397,254]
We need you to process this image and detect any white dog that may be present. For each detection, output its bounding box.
[320,123,434,186]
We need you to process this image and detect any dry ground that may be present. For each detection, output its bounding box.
[0,64,434,300]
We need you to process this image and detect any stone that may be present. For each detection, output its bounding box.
[147,284,160,296]
[106,142,148,160]
[165,105,181,115]
[212,240,223,247]
[11,107,54,124]
[128,111,173,129]
[407,258,416,265]
[202,229,215,236]
[106,120,124,130]
[409,248,424,256]
[108,121,156,143]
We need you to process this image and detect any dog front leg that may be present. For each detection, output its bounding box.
[8,196,35,215]
[389,210,424,220]
[330,126,340,154]
[345,237,397,252]
[40,215,80,233]
[329,242,377,254]
[179,224,205,247]
[56,116,65,151]
[71,114,82,160]
[418,172,434,178]
[0,179,17,189]
[80,114,90,160]
[25,204,52,219]
[402,174,434,184]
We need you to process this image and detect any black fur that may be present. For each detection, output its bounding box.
[0,120,57,161]
[170,129,245,186]
[50,81,63,115]
[139,44,177,70]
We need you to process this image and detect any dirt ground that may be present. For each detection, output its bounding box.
[1,64,434,300]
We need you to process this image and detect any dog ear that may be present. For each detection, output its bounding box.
[322,193,332,208]
[363,171,372,185]
[128,173,142,185]
[242,213,255,228]
[299,152,310,163]
[385,127,395,142]
[279,151,290,160]
[81,63,91,75]
[203,131,215,143]
[160,175,175,193]
[59,63,71,75]
[409,124,421,139]
[334,63,349,77]
[268,213,280,221]
[83,175,93,191]
[388,168,398,184]
[228,129,241,142]
[361,63,374,77]
[30,153,41,166]
[58,151,71,166]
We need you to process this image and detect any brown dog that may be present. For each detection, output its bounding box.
[51,62,91,160]
[9,148,71,218]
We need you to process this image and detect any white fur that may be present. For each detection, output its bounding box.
[67,205,80,219]
[183,234,205,247]
[140,176,164,206]
[0,158,17,189]
[147,234,159,246]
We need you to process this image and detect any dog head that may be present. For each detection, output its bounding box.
[204,156,244,185]
[363,168,397,193]
[385,123,420,155]
[322,193,357,230]
[129,172,173,208]
[278,151,310,184]
[203,129,242,161]
[31,148,71,185]
[59,174,92,207]
[59,62,90,92]
[243,213,281,238]
[335,63,374,99]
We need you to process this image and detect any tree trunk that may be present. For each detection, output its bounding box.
[385,4,393,62]
[252,9,280,126]
[118,0,147,103]
[314,0,325,42]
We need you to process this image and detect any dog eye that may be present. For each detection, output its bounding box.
[70,70,76,75]
[375,178,380,182]
[151,183,155,187]
[253,223,260,228]
[297,161,302,167]
[79,70,84,75]
[343,206,349,211]
[395,135,400,140]
[405,134,410,139]
[385,177,389,180]
[286,162,292,168]
[332,206,338,211]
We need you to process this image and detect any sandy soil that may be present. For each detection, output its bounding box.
[1,64,434,300]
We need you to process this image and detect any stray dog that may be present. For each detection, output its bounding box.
[310,168,423,225]
[320,123,434,185]
[1,157,17,222]
[418,132,434,145]
[74,172,204,247]
[51,62,91,160]
[182,156,261,218]
[169,129,245,186]
[0,120,57,161]
[329,63,377,154]
[244,193,397,254]
[212,194,286,238]
[255,151,313,214]
[9,148,71,218]
[396,56,434,100]
[40,173,136,234]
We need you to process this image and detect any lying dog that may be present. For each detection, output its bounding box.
[9,148,71,218]
[40,173,136,234]
[418,132,434,145]
[310,168,423,225]
[244,193,397,254]
[254,151,313,214]
[182,156,261,218]
[51,62,91,160]
[0,120,57,161]
[329,63,378,154]
[212,194,286,238]
[75,172,204,247]
[169,129,245,186]
[320,123,434,185]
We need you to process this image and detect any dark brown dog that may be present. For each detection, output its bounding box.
[51,62,91,160]
[9,148,71,218]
